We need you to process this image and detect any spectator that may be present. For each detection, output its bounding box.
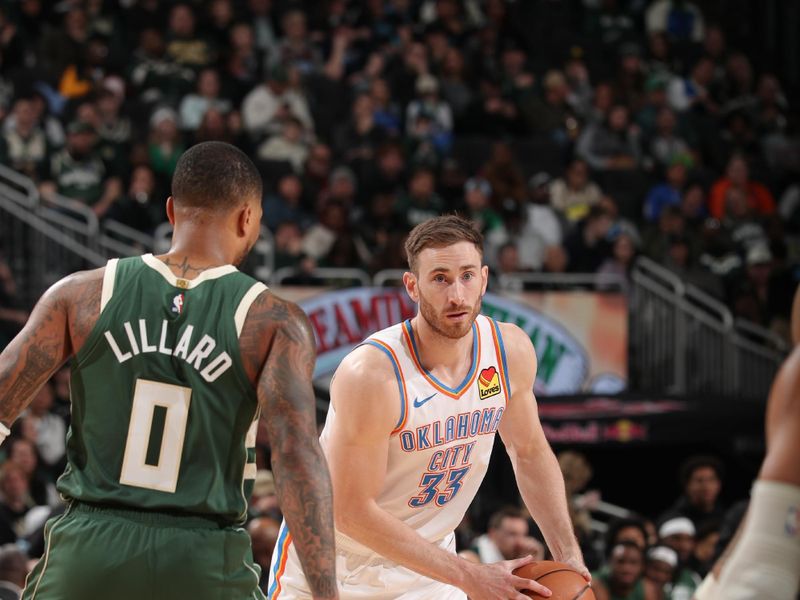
[564,206,614,273]
[247,0,278,58]
[577,104,642,172]
[257,115,309,173]
[39,120,122,219]
[301,200,352,267]
[24,383,66,475]
[224,22,262,105]
[334,92,386,168]
[0,543,27,600]
[462,177,504,249]
[664,232,726,299]
[721,187,768,255]
[439,47,474,123]
[272,222,307,273]
[95,77,132,167]
[395,167,445,227]
[262,173,312,232]
[0,463,31,545]
[193,107,239,146]
[129,27,195,109]
[369,78,402,137]
[690,522,720,577]
[4,438,51,508]
[598,231,638,295]
[301,142,333,209]
[405,74,453,162]
[241,63,313,142]
[708,154,776,219]
[0,97,48,182]
[272,9,323,76]
[470,507,543,563]
[643,155,690,223]
[360,142,407,202]
[519,70,576,142]
[481,141,526,208]
[644,546,678,600]
[645,0,705,43]
[109,164,163,234]
[178,67,232,132]
[146,107,185,185]
[613,43,646,113]
[657,517,702,600]
[659,456,725,531]
[605,517,649,554]
[680,182,707,226]
[592,542,649,600]
[647,107,691,169]
[165,3,215,71]
[511,173,564,272]
[549,158,603,225]
[667,57,717,115]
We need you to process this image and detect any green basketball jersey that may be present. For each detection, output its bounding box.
[57,254,266,524]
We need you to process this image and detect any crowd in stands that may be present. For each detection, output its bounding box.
[0,0,796,597]
[0,0,796,336]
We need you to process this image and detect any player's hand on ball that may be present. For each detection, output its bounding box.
[561,555,591,583]
[462,554,552,600]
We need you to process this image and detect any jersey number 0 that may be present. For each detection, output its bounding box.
[119,378,191,493]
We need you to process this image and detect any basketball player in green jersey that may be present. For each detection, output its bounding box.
[0,142,338,600]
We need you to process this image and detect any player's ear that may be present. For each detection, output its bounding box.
[481,265,489,296]
[403,271,419,303]
[166,196,175,225]
[237,203,252,237]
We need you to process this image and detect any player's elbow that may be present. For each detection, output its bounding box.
[332,496,372,537]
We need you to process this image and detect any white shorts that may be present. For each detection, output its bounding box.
[266,524,466,600]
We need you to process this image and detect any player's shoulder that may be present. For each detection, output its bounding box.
[494,320,536,357]
[47,266,105,305]
[245,287,311,338]
[492,320,537,380]
[335,343,400,390]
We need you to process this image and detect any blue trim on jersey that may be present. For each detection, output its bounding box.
[403,319,478,395]
[364,340,406,430]
[267,522,290,598]
[492,318,512,397]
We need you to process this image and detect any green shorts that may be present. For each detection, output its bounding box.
[22,502,266,600]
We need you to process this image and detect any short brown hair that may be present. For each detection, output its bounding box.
[404,215,483,272]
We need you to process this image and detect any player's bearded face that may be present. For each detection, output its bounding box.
[415,247,485,339]
[418,285,482,339]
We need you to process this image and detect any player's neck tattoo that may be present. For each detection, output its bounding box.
[161,255,220,278]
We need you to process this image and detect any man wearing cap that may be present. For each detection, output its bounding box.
[644,546,678,599]
[657,517,701,600]
[39,119,121,219]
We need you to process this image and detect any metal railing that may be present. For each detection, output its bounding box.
[0,165,276,305]
[631,256,786,398]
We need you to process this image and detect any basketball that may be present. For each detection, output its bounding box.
[513,561,596,600]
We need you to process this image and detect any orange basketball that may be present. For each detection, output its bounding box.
[512,561,596,600]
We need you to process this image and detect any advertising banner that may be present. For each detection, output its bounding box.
[272,286,628,396]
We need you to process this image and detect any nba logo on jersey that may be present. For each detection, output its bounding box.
[171,293,184,314]
[478,366,501,399]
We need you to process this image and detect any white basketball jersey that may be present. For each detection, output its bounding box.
[319,314,511,554]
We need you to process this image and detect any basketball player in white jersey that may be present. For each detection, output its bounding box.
[268,216,588,599]
[694,288,800,600]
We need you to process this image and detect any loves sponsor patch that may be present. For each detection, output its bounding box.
[478,366,501,400]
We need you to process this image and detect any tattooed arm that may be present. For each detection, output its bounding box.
[241,292,337,599]
[0,269,101,428]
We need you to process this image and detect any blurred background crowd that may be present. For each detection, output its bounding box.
[0,0,797,597]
